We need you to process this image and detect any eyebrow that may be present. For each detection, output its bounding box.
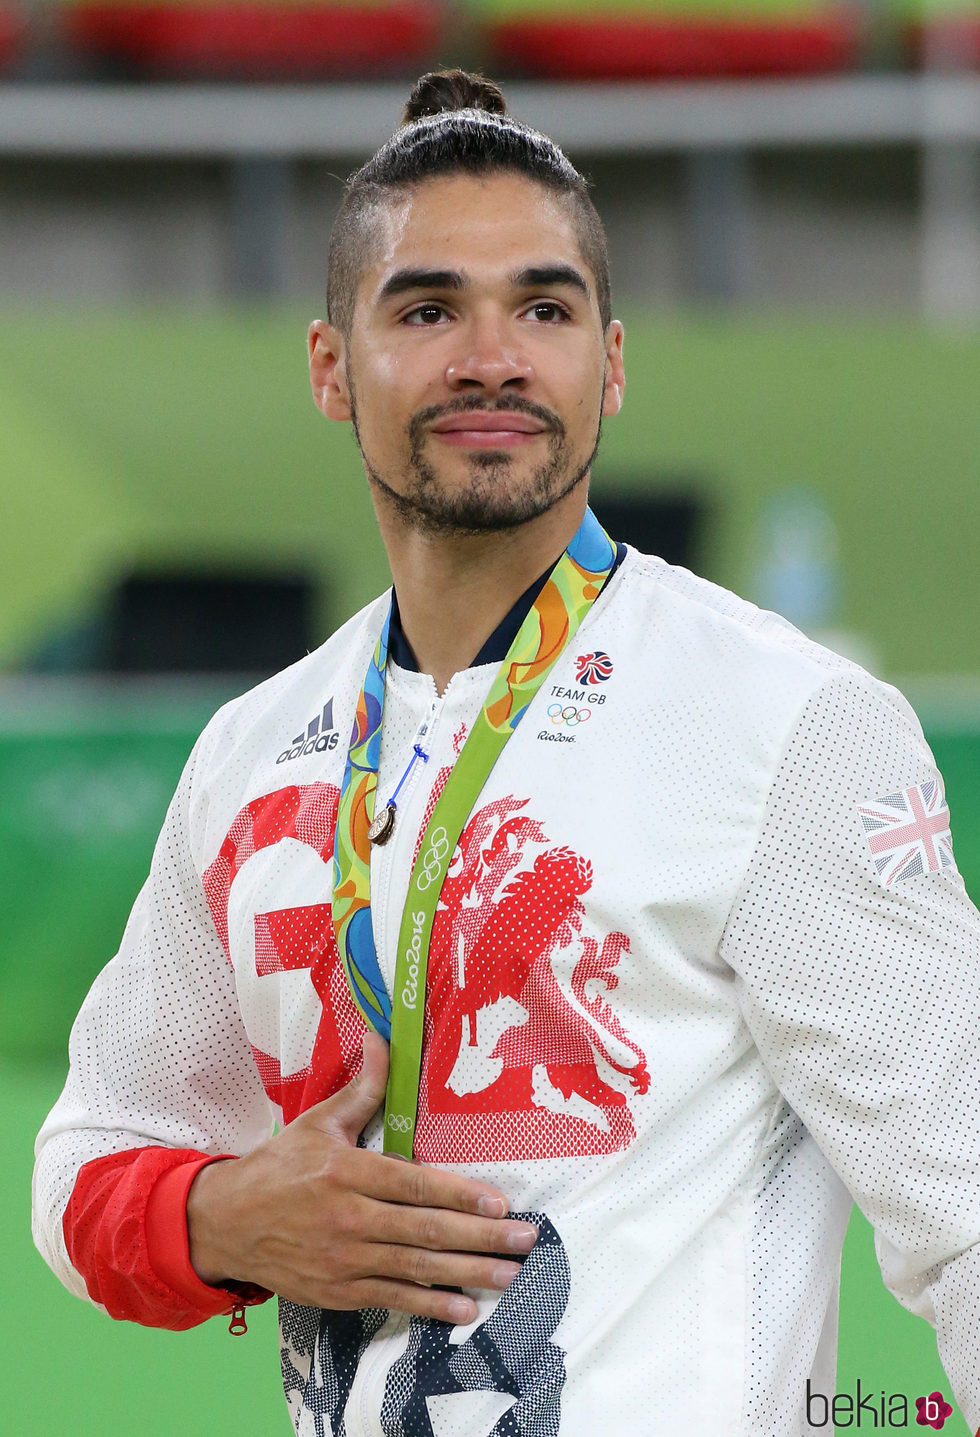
[377,262,591,304]
[377,268,463,303]
[511,264,591,300]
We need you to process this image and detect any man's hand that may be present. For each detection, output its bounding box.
[186,1032,538,1325]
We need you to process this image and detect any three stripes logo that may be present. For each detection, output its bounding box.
[276,699,339,764]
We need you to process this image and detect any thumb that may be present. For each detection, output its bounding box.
[317,1030,390,1145]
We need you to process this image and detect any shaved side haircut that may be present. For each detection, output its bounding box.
[327,69,612,338]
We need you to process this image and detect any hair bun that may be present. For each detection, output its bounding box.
[402,70,507,125]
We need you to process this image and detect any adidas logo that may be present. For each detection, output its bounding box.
[276,699,339,764]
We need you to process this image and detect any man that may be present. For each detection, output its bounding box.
[33,70,980,1435]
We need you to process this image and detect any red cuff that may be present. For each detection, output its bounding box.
[64,1147,270,1330]
[144,1156,240,1314]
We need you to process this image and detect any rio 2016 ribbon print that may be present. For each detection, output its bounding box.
[330,508,617,1155]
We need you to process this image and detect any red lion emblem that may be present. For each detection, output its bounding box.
[418,792,649,1161]
[204,781,649,1159]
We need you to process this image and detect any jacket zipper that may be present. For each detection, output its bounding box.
[371,698,441,985]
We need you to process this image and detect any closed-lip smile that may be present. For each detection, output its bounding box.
[430,412,548,445]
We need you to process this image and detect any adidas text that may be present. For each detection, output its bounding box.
[277,731,339,764]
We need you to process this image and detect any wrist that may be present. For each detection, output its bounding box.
[186,1156,241,1289]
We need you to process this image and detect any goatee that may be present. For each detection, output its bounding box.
[352,394,602,538]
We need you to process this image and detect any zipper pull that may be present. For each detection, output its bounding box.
[228,1305,249,1336]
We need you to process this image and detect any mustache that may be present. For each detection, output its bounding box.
[409,395,565,446]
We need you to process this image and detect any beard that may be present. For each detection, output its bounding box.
[350,390,603,538]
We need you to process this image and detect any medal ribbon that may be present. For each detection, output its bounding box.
[330,508,616,1155]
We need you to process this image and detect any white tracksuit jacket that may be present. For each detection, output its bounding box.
[33,547,980,1435]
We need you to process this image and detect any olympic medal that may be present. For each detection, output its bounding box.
[368,803,396,845]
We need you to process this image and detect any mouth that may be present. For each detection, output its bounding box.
[429,412,550,448]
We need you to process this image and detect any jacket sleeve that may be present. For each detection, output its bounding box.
[32,727,275,1329]
[719,671,980,1428]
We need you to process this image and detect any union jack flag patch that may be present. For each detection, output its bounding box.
[857,779,956,888]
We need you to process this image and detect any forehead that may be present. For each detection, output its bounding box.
[359,172,592,305]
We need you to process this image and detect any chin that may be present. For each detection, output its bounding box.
[414,474,587,537]
[367,441,594,538]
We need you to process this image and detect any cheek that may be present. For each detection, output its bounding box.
[350,361,407,437]
[360,350,427,417]
[565,367,604,431]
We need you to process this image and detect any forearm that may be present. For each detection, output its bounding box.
[185,1153,250,1289]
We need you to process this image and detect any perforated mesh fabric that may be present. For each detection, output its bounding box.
[721,672,980,1433]
[33,551,980,1434]
[32,730,275,1306]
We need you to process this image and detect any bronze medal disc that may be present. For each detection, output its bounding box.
[368,804,396,846]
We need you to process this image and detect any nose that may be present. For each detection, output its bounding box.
[444,310,534,395]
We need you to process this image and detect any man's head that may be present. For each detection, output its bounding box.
[309,70,624,539]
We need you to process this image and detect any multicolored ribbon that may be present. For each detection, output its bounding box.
[330,508,617,1153]
[331,607,393,1038]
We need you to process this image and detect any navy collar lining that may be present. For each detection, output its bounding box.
[388,541,626,673]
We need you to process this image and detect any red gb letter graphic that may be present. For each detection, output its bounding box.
[202,783,365,1122]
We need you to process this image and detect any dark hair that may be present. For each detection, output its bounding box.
[326,69,612,336]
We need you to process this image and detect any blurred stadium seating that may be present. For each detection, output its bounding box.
[481,0,861,82]
[0,0,975,77]
[61,0,442,80]
[0,2,24,66]
[899,0,980,66]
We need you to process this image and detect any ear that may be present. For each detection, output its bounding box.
[308,319,352,421]
[601,320,625,418]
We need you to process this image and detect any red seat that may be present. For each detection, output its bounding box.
[63,2,441,79]
[0,3,24,66]
[904,14,980,67]
[485,8,860,80]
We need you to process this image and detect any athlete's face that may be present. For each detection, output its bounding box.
[309,172,624,535]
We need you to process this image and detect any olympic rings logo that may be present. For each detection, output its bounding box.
[386,1113,412,1133]
[547,703,591,728]
[416,825,450,891]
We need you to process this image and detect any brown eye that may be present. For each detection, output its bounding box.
[407,304,447,325]
[528,302,567,322]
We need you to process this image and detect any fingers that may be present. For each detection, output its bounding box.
[329,1195,538,1315]
[252,1203,531,1324]
[349,1145,511,1219]
[371,1201,539,1259]
[316,1031,390,1145]
[371,1241,526,1295]
[346,1280,480,1327]
[209,1032,537,1321]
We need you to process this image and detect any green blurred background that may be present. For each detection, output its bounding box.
[2,310,978,1431]
[2,311,979,675]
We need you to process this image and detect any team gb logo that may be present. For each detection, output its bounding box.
[574,651,613,685]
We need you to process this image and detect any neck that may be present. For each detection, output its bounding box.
[375,488,589,694]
